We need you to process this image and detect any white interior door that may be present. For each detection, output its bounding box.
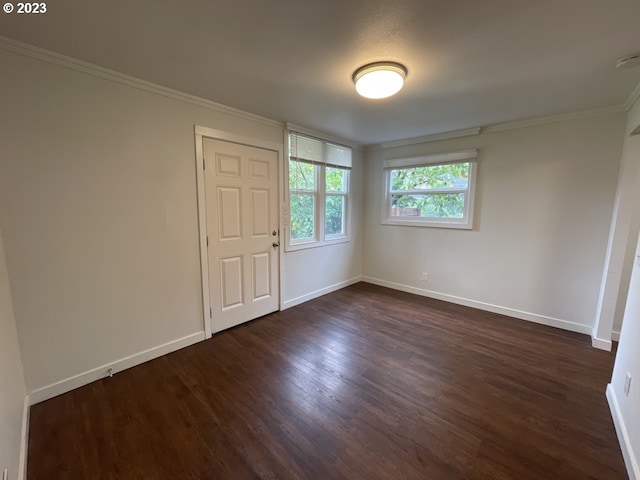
[203,138,280,333]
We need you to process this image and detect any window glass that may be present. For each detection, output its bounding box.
[391,193,465,218]
[289,160,316,191]
[291,193,316,240]
[326,167,347,192]
[390,163,469,191]
[382,152,477,229]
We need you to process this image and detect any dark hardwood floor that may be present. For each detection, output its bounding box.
[28,283,626,479]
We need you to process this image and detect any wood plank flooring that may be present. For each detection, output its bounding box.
[28,283,627,479]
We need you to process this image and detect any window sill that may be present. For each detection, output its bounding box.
[382,218,472,230]
[285,236,350,252]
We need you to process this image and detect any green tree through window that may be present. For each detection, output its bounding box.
[289,160,316,240]
[383,150,477,229]
[390,163,469,218]
[325,167,347,236]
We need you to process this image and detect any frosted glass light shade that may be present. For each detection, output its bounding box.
[353,62,407,99]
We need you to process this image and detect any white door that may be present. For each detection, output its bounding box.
[203,138,280,333]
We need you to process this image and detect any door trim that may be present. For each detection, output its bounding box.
[194,126,283,337]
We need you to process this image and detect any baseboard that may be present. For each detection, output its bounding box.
[612,330,621,342]
[607,384,639,480]
[28,331,206,405]
[361,276,593,336]
[592,336,613,351]
[282,276,362,310]
[18,394,29,480]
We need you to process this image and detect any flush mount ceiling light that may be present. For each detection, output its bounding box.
[353,62,407,99]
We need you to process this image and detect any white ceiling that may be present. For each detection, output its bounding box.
[1,0,640,145]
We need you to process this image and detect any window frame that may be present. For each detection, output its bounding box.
[381,149,478,229]
[285,131,352,251]
[324,166,350,240]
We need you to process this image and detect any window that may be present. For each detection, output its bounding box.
[286,131,352,250]
[325,167,348,237]
[382,150,477,229]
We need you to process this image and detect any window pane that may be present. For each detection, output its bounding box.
[326,167,347,192]
[391,193,465,218]
[290,193,315,240]
[325,195,345,236]
[289,160,316,191]
[391,163,469,191]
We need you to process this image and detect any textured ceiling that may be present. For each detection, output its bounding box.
[1,0,640,145]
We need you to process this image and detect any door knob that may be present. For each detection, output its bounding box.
[272,241,280,248]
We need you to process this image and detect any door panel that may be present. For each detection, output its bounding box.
[204,138,279,333]
[217,187,242,240]
[220,256,243,310]
[252,252,271,299]
[250,189,270,237]
[216,154,241,177]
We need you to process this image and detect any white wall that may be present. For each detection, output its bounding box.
[362,112,625,333]
[0,44,360,400]
[608,96,640,480]
[613,106,640,335]
[0,224,27,480]
[609,234,640,480]
[594,93,640,347]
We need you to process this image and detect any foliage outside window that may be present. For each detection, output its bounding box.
[383,150,477,229]
[287,131,352,250]
[289,160,317,241]
[325,167,348,237]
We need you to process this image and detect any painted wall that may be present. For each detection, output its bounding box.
[609,97,640,480]
[362,113,626,332]
[613,101,640,335]
[0,224,27,480]
[594,93,640,346]
[0,46,360,398]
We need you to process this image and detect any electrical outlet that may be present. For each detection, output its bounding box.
[421,272,429,283]
[625,372,632,397]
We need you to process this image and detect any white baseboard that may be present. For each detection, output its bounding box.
[607,384,639,480]
[592,336,613,351]
[18,394,29,480]
[28,331,206,405]
[612,330,621,342]
[361,276,593,336]
[282,276,361,310]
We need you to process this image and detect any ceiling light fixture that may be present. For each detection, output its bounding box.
[353,62,407,99]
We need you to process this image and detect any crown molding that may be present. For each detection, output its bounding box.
[625,81,640,111]
[366,105,625,151]
[368,128,481,151]
[482,105,626,134]
[0,35,283,128]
